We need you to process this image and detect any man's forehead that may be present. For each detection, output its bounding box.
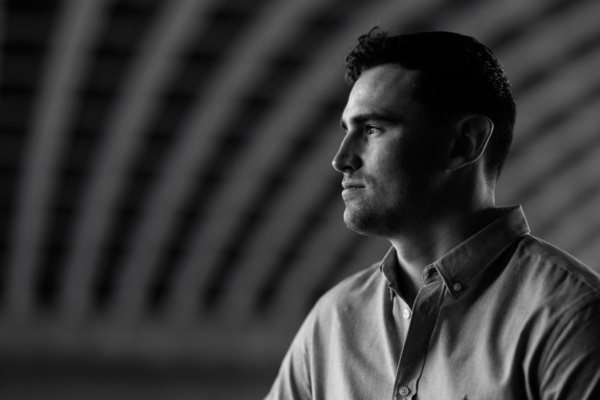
[342,64,419,122]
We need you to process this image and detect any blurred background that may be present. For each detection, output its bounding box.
[1,0,600,398]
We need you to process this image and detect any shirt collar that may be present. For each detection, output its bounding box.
[380,206,530,299]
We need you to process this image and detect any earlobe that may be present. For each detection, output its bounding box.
[447,114,494,171]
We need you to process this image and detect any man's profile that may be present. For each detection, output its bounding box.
[265,27,600,399]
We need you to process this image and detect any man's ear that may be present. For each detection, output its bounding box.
[447,114,494,171]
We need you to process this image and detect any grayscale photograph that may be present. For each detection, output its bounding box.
[0,0,599,399]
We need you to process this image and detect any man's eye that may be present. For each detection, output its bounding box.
[366,125,381,134]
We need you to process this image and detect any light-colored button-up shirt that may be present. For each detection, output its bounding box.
[265,206,600,399]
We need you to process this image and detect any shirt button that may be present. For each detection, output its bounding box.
[453,282,462,292]
[398,385,410,397]
[402,309,411,319]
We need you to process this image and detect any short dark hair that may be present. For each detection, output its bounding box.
[345,27,516,178]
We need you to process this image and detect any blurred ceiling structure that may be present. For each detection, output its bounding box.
[1,0,600,390]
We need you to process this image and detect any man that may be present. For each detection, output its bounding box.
[265,27,600,399]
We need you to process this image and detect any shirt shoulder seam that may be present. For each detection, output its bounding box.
[521,235,600,296]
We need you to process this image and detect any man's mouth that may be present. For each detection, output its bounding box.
[342,180,365,189]
[341,181,365,200]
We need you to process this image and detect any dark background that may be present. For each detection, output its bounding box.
[1,0,600,398]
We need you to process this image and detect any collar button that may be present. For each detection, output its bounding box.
[398,386,410,397]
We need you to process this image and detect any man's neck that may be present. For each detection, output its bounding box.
[388,203,502,298]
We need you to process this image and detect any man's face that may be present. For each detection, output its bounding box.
[334,64,450,237]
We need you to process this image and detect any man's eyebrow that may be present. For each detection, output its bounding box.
[340,112,398,129]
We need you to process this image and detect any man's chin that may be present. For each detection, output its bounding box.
[343,207,402,238]
[343,209,378,237]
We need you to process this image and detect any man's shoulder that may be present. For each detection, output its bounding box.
[519,235,600,285]
[515,234,600,302]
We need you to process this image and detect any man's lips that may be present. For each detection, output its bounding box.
[341,181,365,189]
[341,182,363,200]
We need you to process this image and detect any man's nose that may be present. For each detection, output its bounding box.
[332,134,361,173]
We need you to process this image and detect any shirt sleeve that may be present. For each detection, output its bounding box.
[539,299,600,400]
[264,309,315,400]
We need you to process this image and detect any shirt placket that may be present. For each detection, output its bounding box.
[392,279,443,400]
